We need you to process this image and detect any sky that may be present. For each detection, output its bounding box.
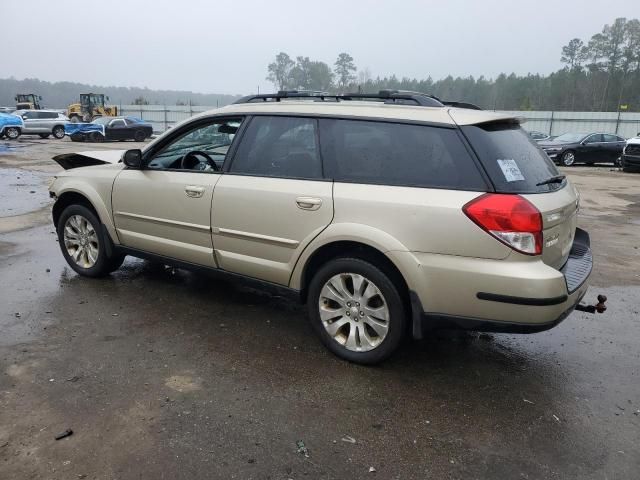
[1,0,638,95]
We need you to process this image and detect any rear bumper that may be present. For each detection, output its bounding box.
[622,154,640,168]
[390,228,593,338]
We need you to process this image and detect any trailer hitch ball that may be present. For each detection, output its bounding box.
[575,294,607,314]
[595,294,607,313]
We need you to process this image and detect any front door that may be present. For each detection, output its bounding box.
[112,118,243,267]
[212,116,333,286]
[579,133,604,163]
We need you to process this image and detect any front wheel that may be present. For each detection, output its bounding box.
[614,156,622,167]
[56,204,124,277]
[307,257,406,364]
[89,131,105,143]
[561,150,576,166]
[5,127,20,140]
[52,126,65,139]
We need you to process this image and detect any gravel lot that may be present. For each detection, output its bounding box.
[1,137,639,479]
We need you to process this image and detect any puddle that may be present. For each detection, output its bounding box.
[0,168,52,217]
[0,142,30,154]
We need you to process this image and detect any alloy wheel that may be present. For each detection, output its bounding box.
[63,215,99,268]
[562,152,575,166]
[318,273,390,352]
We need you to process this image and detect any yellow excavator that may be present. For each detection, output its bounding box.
[67,93,118,122]
[15,94,43,110]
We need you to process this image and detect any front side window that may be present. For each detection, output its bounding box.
[110,120,125,127]
[584,134,603,144]
[147,118,242,172]
[320,119,486,190]
[230,116,322,179]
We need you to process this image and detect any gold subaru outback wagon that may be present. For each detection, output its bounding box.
[49,90,596,364]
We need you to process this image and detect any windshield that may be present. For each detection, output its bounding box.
[553,133,587,143]
[91,117,112,125]
[462,123,564,194]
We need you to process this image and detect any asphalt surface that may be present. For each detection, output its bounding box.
[1,137,639,479]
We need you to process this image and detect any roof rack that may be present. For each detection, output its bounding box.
[233,89,481,109]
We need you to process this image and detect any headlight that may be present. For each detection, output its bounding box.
[544,147,563,152]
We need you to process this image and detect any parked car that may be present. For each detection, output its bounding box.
[539,132,626,166]
[0,112,24,139]
[66,116,153,142]
[15,109,70,139]
[527,130,551,142]
[49,90,596,364]
[621,134,640,172]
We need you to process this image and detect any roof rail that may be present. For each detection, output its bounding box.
[233,89,481,109]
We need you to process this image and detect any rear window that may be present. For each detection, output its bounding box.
[461,123,563,193]
[319,119,487,190]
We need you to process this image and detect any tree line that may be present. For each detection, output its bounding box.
[266,18,640,111]
[0,78,240,109]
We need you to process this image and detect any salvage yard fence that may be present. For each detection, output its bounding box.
[120,104,640,138]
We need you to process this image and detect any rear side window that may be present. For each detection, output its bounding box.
[230,116,322,179]
[319,119,486,190]
[461,123,562,193]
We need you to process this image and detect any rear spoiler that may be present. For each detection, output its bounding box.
[52,150,125,170]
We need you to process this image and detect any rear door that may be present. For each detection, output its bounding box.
[212,116,333,286]
[461,123,579,269]
[602,134,625,162]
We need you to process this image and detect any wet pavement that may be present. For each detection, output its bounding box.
[1,138,639,479]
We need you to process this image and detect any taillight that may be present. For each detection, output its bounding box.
[463,193,543,255]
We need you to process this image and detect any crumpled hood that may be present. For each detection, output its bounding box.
[53,150,125,169]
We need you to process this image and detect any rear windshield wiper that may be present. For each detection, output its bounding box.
[536,174,566,187]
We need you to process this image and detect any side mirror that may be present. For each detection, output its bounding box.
[22,115,28,120]
[123,149,143,168]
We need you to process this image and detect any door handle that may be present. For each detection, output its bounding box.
[185,185,205,198]
[296,196,322,211]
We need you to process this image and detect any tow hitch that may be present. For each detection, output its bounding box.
[575,294,607,314]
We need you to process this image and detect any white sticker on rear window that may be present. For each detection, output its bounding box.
[497,159,525,182]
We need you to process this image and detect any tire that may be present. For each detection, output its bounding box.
[89,131,105,143]
[56,204,125,277]
[5,127,20,140]
[134,130,146,142]
[307,257,406,364]
[614,156,622,167]
[561,150,576,166]
[39,133,50,139]
[52,125,65,139]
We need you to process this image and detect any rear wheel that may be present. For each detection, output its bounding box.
[56,204,124,277]
[5,127,20,140]
[307,257,406,364]
[52,125,65,139]
[561,150,576,166]
[39,133,50,139]
[89,131,105,143]
[134,130,146,142]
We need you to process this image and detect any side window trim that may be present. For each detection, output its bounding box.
[224,115,327,181]
[142,115,246,168]
[141,116,245,174]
